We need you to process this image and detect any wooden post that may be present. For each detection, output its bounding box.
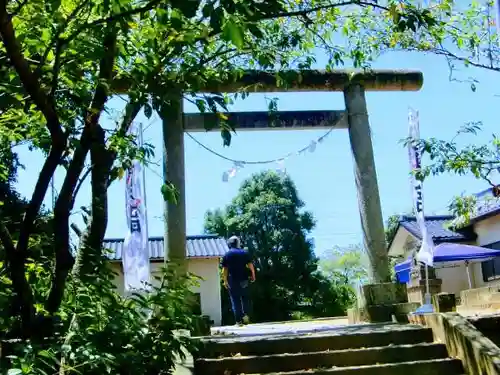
[344,84,390,283]
[160,94,187,273]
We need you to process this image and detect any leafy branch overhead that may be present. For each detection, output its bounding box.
[342,0,500,83]
[412,122,500,227]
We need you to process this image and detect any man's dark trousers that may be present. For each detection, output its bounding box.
[228,279,250,323]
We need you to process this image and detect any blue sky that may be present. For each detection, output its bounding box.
[13,50,500,258]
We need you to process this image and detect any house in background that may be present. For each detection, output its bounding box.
[388,215,477,296]
[461,188,500,287]
[388,187,500,297]
[103,234,228,326]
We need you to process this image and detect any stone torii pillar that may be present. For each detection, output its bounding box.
[343,84,388,282]
[149,70,423,282]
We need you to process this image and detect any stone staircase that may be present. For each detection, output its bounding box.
[194,323,464,375]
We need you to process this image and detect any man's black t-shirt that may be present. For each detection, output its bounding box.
[222,248,251,282]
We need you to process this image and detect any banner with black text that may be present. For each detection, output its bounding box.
[123,124,150,291]
[408,109,434,266]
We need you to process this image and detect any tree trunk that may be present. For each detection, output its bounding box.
[72,126,112,281]
[47,25,118,308]
[46,131,92,314]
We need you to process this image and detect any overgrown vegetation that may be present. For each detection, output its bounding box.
[1,263,202,375]
[0,150,202,374]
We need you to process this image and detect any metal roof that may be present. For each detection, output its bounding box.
[103,234,229,261]
[399,215,476,243]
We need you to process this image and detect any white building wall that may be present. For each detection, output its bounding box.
[470,216,500,288]
[186,258,222,326]
[474,216,500,246]
[110,257,222,326]
[435,262,471,296]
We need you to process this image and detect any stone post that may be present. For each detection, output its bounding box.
[344,84,390,283]
[160,94,187,273]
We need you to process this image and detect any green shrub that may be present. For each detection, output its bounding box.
[1,260,201,375]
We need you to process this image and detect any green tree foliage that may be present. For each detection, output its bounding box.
[353,0,498,84]
[205,171,353,324]
[405,123,500,227]
[384,208,415,245]
[0,146,202,375]
[344,0,500,225]
[385,214,402,246]
[319,244,369,285]
[1,263,202,375]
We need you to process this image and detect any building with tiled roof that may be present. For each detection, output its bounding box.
[105,234,229,326]
[388,215,477,259]
[103,234,229,261]
[466,187,500,224]
[388,191,500,296]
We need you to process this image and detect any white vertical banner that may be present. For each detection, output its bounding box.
[408,108,434,266]
[123,124,150,291]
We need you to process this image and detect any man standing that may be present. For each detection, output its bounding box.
[222,236,256,325]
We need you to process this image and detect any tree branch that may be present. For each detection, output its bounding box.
[63,0,384,56]
[258,1,388,21]
[37,0,92,74]
[62,0,163,47]
[0,0,65,145]
[73,30,119,283]
[1,3,68,290]
[0,222,35,338]
[432,47,500,73]
[45,134,89,314]
[45,26,119,313]
[70,223,82,237]
[71,166,92,207]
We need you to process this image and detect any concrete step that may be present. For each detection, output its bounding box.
[242,358,463,375]
[199,324,433,358]
[195,342,449,375]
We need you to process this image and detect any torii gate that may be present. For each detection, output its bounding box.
[157,69,423,284]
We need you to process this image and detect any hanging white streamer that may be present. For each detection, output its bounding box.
[219,127,332,182]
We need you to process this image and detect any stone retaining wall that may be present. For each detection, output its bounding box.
[409,313,500,375]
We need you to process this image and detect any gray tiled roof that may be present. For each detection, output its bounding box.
[103,235,229,261]
[399,215,476,243]
[469,187,500,223]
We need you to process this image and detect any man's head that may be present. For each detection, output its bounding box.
[227,236,241,249]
